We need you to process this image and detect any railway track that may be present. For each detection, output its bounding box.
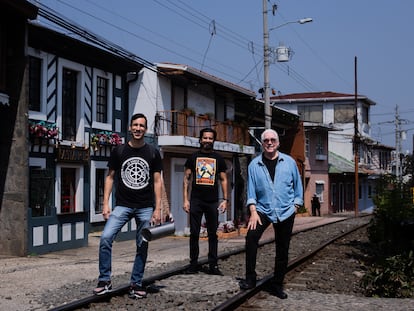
[49,216,371,311]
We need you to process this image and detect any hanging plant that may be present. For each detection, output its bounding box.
[28,120,59,139]
[90,131,122,151]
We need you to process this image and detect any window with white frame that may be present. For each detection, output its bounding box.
[315,181,324,202]
[316,134,324,155]
[56,164,84,214]
[92,69,113,131]
[297,105,323,123]
[90,161,111,222]
[28,48,47,119]
[57,59,85,145]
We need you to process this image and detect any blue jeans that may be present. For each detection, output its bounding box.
[98,206,153,286]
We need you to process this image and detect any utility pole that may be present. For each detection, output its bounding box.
[354,56,359,217]
[263,0,271,129]
[262,3,312,129]
[395,105,401,181]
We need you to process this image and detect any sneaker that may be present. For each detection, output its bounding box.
[128,283,147,299]
[183,265,200,274]
[208,265,224,276]
[93,280,112,295]
[239,279,256,290]
[269,285,288,299]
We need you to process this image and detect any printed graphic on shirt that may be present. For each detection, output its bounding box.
[121,157,149,189]
[195,157,216,186]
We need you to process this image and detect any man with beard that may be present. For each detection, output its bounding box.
[183,128,228,275]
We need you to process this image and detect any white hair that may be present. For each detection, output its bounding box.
[261,129,279,142]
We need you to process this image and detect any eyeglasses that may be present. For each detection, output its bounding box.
[263,138,277,144]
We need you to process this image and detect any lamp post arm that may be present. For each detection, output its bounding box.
[269,18,313,32]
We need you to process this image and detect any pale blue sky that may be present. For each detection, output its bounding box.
[34,0,414,152]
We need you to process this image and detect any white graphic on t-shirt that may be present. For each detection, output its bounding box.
[121,157,149,190]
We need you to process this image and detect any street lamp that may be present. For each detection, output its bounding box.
[263,0,312,128]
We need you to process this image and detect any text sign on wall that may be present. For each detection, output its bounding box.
[57,145,89,163]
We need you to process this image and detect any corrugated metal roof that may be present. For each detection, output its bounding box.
[271,91,376,106]
[328,151,355,174]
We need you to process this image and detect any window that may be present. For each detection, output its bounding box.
[29,56,41,112]
[334,104,354,123]
[315,134,324,155]
[361,105,369,124]
[297,105,323,123]
[95,168,106,214]
[56,164,84,214]
[96,77,108,123]
[92,70,113,130]
[62,68,78,141]
[315,181,324,202]
[29,167,54,217]
[90,161,110,222]
[61,168,76,214]
[305,133,309,158]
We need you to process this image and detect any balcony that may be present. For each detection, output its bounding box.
[156,110,252,152]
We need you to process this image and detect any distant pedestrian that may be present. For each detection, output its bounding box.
[93,113,163,299]
[183,128,228,275]
[239,129,303,299]
[311,193,321,216]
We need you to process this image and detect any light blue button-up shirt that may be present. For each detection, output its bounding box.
[246,151,303,223]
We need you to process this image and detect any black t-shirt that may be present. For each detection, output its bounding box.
[108,143,162,208]
[185,150,227,202]
[262,154,278,181]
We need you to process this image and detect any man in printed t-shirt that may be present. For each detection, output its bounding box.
[183,128,228,276]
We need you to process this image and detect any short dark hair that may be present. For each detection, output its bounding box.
[130,113,147,128]
[199,128,216,141]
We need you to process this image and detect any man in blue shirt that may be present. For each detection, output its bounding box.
[239,129,303,299]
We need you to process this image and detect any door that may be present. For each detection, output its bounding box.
[170,158,188,235]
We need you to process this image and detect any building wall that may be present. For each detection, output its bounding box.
[0,7,31,256]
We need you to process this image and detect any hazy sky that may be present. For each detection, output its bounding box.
[34,0,414,152]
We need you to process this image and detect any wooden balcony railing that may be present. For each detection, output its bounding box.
[156,110,250,146]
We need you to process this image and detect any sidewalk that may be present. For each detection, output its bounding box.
[0,215,346,311]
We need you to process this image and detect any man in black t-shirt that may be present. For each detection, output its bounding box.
[93,113,163,300]
[183,128,228,275]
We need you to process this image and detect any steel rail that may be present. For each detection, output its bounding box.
[211,222,370,311]
[48,216,368,311]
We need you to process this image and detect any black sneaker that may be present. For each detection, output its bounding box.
[239,279,256,290]
[128,283,147,299]
[269,285,288,299]
[208,265,224,276]
[93,280,112,295]
[184,265,200,274]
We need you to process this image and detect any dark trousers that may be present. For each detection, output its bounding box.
[189,198,219,267]
[245,212,295,286]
